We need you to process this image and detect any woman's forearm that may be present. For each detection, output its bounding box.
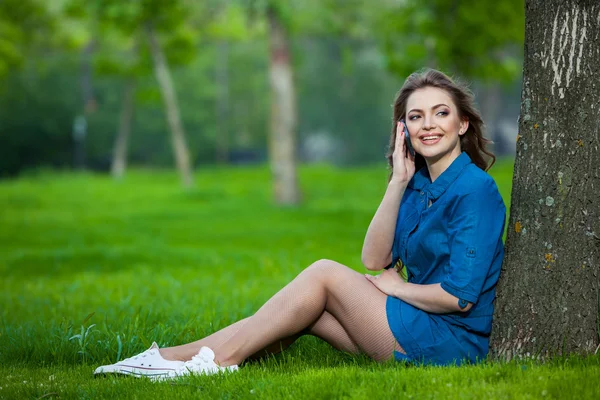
[361,180,407,271]
[394,282,471,314]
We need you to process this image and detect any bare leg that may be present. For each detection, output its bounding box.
[159,318,251,361]
[213,259,404,366]
[246,309,363,360]
[160,309,361,362]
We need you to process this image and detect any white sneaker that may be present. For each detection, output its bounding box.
[172,347,238,378]
[94,342,184,381]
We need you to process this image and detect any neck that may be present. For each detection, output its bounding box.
[425,148,462,182]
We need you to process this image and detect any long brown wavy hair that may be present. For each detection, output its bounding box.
[386,69,496,178]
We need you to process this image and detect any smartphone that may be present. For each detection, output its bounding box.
[401,119,415,157]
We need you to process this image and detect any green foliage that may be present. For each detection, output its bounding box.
[63,0,202,77]
[0,0,524,176]
[294,39,401,164]
[0,56,79,176]
[0,39,271,177]
[205,2,259,41]
[0,36,409,176]
[375,0,525,83]
[0,0,61,78]
[2,163,600,398]
[233,0,524,83]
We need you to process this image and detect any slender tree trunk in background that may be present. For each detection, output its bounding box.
[491,0,600,360]
[111,77,136,179]
[145,22,194,188]
[215,40,230,164]
[266,5,300,205]
[74,40,97,170]
[479,83,502,151]
[81,40,97,115]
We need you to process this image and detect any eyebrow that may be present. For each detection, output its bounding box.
[408,103,450,114]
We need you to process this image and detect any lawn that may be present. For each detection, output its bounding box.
[1,159,599,399]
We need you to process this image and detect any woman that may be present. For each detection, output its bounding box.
[94,69,506,380]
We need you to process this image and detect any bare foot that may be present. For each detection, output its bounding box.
[158,347,186,362]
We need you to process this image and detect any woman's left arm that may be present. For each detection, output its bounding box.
[395,280,472,313]
[365,268,471,314]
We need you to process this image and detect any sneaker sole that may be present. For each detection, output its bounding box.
[94,366,176,381]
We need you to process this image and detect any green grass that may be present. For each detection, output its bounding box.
[1,160,599,399]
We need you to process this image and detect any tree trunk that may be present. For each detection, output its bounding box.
[145,22,194,188]
[491,0,600,360]
[81,40,97,115]
[111,77,136,179]
[215,40,230,164]
[74,40,96,170]
[479,83,502,151]
[267,5,301,205]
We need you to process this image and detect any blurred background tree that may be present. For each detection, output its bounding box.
[0,0,525,196]
[64,0,206,187]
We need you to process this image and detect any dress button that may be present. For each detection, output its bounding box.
[420,192,425,196]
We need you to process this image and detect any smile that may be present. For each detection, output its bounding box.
[420,135,442,145]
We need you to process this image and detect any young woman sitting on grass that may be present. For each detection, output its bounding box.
[95,68,506,380]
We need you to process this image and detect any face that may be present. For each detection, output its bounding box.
[404,86,469,167]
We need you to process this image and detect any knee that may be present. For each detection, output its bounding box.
[303,259,345,277]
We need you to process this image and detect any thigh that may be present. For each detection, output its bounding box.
[304,259,404,362]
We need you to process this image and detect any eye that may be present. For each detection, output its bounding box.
[408,115,420,121]
[437,110,449,117]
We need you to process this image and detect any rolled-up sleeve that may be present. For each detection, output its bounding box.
[440,179,506,305]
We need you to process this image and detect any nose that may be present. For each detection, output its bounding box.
[423,114,436,130]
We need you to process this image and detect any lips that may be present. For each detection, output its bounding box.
[419,135,442,145]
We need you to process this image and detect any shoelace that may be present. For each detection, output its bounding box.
[177,352,216,374]
[122,350,155,363]
[190,352,212,365]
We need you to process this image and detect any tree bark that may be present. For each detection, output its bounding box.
[111,77,136,179]
[267,5,301,205]
[145,22,194,188]
[491,0,600,360]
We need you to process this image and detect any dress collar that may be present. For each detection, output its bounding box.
[407,152,473,200]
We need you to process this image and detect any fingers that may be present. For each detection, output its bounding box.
[395,120,405,155]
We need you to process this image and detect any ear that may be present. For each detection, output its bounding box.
[459,118,469,136]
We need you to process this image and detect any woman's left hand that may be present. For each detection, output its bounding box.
[364,267,405,297]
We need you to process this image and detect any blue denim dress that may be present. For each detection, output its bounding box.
[386,152,506,365]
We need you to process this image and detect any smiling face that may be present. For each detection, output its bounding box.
[405,86,469,172]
